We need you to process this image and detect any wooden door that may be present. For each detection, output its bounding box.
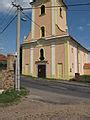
[38,65,46,78]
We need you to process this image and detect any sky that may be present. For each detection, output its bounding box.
[0,0,90,61]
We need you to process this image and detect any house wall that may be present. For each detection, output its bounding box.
[55,0,67,32]
[78,48,88,75]
[69,40,88,78]
[44,45,51,78]
[84,69,90,75]
[31,0,67,40]
[69,43,78,78]
[32,44,51,78]
[22,46,30,75]
[32,1,52,39]
[22,38,89,80]
[33,47,39,77]
[55,43,65,79]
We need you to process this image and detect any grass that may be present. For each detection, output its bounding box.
[0,87,29,106]
[79,75,90,83]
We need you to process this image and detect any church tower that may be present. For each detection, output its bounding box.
[30,0,67,40]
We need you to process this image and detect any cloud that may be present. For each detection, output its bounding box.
[78,26,84,31]
[0,0,31,13]
[87,23,90,27]
[0,0,11,12]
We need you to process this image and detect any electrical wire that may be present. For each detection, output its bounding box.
[21,11,53,37]
[22,2,90,10]
[0,12,17,35]
[0,4,13,28]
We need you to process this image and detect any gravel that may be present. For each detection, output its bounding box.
[0,94,90,120]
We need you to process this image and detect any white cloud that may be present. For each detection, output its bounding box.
[0,0,31,13]
[78,26,84,31]
[0,0,11,12]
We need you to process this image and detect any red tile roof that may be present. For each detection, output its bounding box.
[84,63,90,69]
[0,54,7,61]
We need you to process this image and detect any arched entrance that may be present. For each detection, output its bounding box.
[38,64,46,78]
[35,61,48,78]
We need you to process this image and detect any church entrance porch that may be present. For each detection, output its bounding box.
[38,64,46,78]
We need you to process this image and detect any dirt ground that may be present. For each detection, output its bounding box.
[0,93,90,120]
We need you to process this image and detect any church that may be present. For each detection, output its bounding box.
[22,0,89,80]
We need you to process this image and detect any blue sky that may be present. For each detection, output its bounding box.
[0,0,90,61]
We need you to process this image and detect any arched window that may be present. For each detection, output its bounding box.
[41,5,45,15]
[39,49,45,61]
[41,26,45,37]
[60,7,62,17]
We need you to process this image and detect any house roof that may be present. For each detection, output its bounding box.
[0,54,7,61]
[69,35,89,52]
[84,63,90,69]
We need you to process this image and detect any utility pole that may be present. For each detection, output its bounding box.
[12,2,22,91]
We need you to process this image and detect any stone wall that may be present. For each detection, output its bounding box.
[0,70,14,91]
[7,54,15,71]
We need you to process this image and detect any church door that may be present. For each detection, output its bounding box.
[38,65,46,78]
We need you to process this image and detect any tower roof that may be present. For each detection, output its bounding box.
[30,0,67,8]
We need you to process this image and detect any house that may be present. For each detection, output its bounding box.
[84,63,90,75]
[22,0,89,80]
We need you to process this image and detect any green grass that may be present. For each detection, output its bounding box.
[79,75,90,83]
[0,87,29,106]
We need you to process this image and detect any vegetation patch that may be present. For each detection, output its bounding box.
[0,87,29,106]
[79,75,90,83]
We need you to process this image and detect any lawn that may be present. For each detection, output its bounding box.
[79,75,90,83]
[0,87,29,106]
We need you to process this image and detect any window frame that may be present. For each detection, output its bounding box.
[39,48,45,61]
[41,26,45,37]
[60,7,63,18]
[40,5,45,16]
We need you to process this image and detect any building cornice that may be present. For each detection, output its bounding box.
[22,34,89,52]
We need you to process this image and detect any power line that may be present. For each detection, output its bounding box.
[22,2,90,10]
[0,12,17,35]
[21,11,53,37]
[67,9,90,12]
[0,4,13,28]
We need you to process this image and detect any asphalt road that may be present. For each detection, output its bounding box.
[21,76,90,104]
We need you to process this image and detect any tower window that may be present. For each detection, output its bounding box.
[33,0,36,2]
[41,26,45,37]
[72,48,73,53]
[39,49,45,61]
[41,5,45,15]
[60,7,62,17]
